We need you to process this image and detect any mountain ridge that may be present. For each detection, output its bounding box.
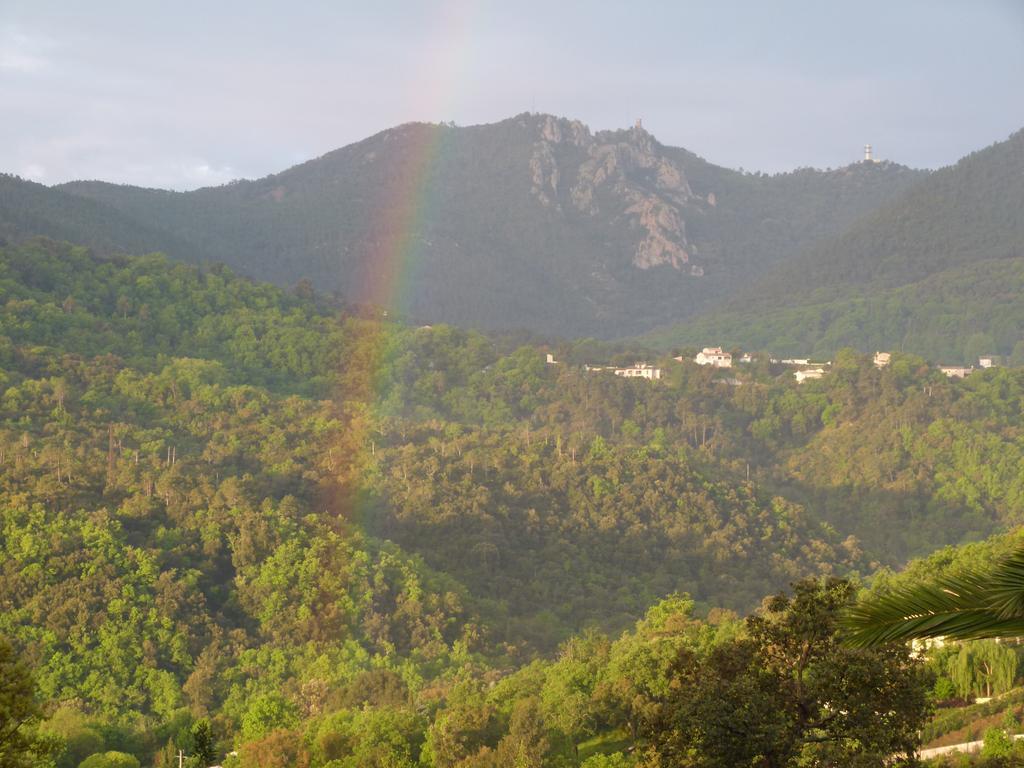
[1,112,927,337]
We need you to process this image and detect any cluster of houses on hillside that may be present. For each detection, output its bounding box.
[685,347,835,383]
[545,348,1005,384]
[546,346,834,384]
[938,356,1000,378]
[545,346,835,384]
[546,354,663,380]
[683,347,835,384]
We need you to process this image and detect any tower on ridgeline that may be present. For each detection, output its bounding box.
[864,144,873,162]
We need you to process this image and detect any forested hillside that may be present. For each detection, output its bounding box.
[4,239,1024,766]
[0,174,192,259]
[650,129,1024,359]
[753,129,1024,301]
[1,114,924,337]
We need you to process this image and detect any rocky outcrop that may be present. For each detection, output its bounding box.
[529,140,560,209]
[530,116,591,209]
[540,114,590,146]
[528,116,704,272]
[625,194,691,269]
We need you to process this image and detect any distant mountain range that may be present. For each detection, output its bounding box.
[1,114,1020,355]
[0,113,926,338]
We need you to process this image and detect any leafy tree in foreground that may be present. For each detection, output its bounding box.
[595,595,738,742]
[42,707,105,768]
[189,719,216,768]
[0,634,54,768]
[843,548,1024,647]
[981,726,1014,760]
[540,631,609,760]
[645,580,930,767]
[488,698,549,768]
[78,752,141,768]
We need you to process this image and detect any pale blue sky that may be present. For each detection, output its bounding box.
[2,0,1022,189]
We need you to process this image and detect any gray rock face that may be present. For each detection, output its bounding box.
[528,115,704,272]
[529,140,560,209]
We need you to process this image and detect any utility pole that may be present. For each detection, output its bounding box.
[178,750,184,768]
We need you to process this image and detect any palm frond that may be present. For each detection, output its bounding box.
[982,549,1024,619]
[842,548,1024,648]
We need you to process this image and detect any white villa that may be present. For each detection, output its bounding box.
[794,367,826,384]
[614,363,662,380]
[978,356,998,369]
[693,347,733,368]
[873,351,891,368]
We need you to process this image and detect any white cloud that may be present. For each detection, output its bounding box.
[20,163,46,181]
[0,27,54,73]
[182,162,236,187]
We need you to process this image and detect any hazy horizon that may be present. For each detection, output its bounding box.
[3,0,1023,190]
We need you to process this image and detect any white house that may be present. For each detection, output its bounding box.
[978,356,998,369]
[545,353,558,364]
[873,351,891,368]
[939,365,973,379]
[614,363,662,380]
[794,367,826,384]
[694,347,733,368]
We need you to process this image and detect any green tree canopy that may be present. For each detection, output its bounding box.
[646,580,931,767]
[78,752,141,768]
[0,634,54,768]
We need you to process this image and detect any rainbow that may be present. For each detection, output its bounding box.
[354,122,451,315]
[332,0,478,514]
[353,0,477,316]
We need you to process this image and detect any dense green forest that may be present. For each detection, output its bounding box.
[4,239,1024,766]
